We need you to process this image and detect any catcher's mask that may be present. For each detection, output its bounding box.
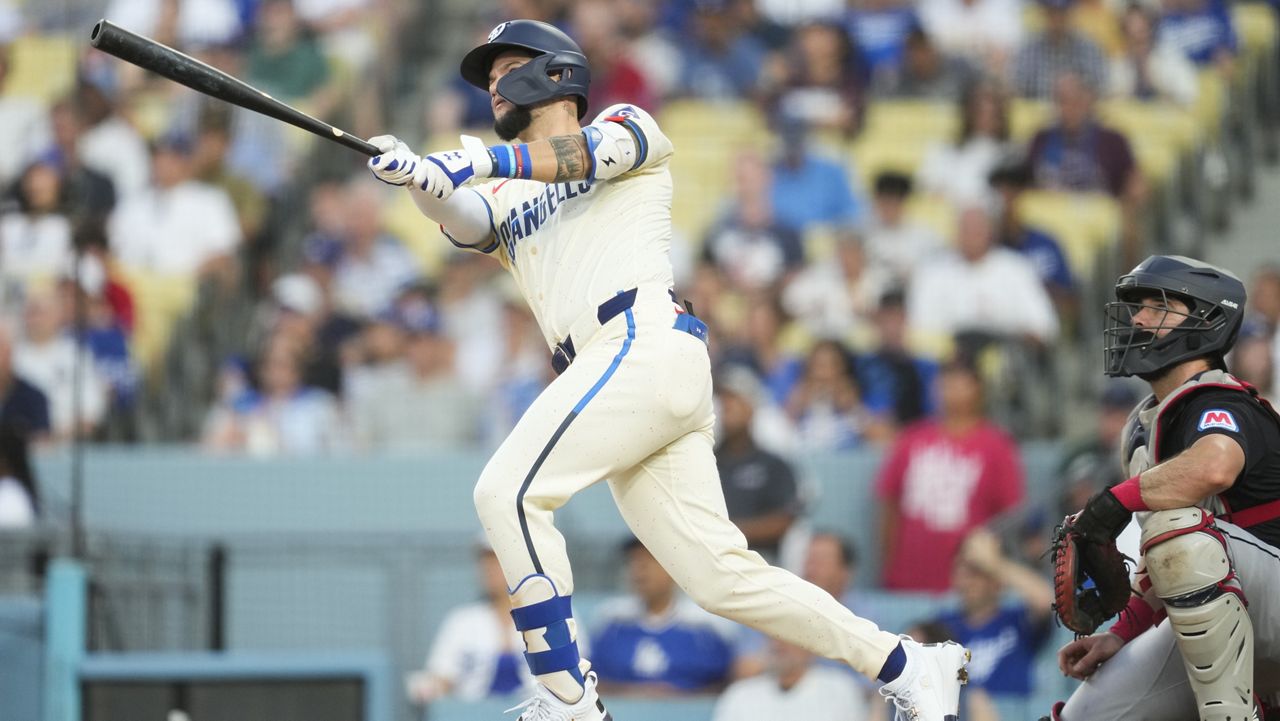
[1103,255,1245,378]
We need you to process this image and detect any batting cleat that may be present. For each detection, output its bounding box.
[505,672,612,721]
[878,636,970,721]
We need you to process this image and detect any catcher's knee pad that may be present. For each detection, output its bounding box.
[1141,508,1257,720]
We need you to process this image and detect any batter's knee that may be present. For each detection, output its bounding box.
[1140,507,1234,599]
[473,461,517,529]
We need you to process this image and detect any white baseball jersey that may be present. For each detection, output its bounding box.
[447,103,676,349]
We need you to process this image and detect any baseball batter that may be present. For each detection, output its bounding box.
[1044,256,1280,721]
[366,19,969,721]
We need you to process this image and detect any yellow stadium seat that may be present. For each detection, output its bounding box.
[117,268,199,375]
[1193,71,1228,136]
[1016,190,1121,277]
[660,101,773,242]
[849,135,930,188]
[382,189,445,279]
[1233,4,1277,58]
[1010,99,1053,142]
[2,34,76,102]
[1099,99,1202,153]
[861,101,957,143]
[905,195,957,240]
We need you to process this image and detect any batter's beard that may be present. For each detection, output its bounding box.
[494,104,533,141]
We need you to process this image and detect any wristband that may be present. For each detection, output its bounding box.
[489,143,534,180]
[1110,475,1149,512]
[1108,594,1156,642]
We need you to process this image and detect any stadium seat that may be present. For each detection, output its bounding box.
[1016,191,1121,277]
[2,34,76,102]
[849,134,930,188]
[1010,99,1053,143]
[1234,4,1278,60]
[116,268,199,374]
[659,101,772,242]
[860,101,957,144]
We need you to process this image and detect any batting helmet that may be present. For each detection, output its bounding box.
[460,20,591,119]
[1103,255,1246,378]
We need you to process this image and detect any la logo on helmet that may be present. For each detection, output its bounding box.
[488,22,509,42]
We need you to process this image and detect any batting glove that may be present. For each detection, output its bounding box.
[367,135,421,186]
[413,136,495,199]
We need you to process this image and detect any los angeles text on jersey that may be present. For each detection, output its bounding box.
[497,180,593,261]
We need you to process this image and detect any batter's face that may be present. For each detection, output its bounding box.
[489,50,536,141]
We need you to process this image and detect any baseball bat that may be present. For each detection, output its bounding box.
[89,19,380,157]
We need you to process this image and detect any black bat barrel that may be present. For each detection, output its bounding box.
[89,20,380,157]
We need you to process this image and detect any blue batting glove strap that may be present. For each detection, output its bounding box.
[581,126,602,182]
[423,149,476,191]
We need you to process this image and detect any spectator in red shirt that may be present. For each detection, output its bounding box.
[875,360,1024,592]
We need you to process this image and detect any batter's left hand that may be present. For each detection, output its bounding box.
[367,135,420,186]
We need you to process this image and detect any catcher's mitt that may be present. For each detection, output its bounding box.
[1050,516,1132,636]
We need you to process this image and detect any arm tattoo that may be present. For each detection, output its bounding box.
[549,134,589,182]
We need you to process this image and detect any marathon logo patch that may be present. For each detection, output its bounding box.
[1198,409,1239,432]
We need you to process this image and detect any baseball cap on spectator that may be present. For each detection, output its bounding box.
[302,233,344,267]
[272,273,324,317]
[714,364,764,406]
[399,301,442,336]
[1039,0,1074,9]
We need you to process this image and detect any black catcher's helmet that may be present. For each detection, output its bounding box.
[460,20,591,119]
[1103,255,1246,378]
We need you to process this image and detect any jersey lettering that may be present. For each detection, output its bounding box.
[1198,409,1239,432]
[498,181,593,262]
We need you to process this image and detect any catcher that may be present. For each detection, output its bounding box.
[1045,255,1280,721]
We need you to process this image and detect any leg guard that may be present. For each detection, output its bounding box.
[509,574,589,704]
[1142,508,1259,721]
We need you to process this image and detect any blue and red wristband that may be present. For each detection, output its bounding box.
[489,143,534,180]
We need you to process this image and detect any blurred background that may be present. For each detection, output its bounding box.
[0,0,1278,719]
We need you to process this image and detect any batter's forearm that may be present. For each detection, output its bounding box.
[409,184,493,247]
[525,134,591,182]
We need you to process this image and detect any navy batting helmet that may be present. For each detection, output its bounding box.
[1103,255,1246,378]
[460,20,591,119]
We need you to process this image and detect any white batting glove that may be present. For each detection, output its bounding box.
[367,135,420,187]
[411,136,496,200]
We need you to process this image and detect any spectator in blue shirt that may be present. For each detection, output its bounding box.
[855,289,937,427]
[988,162,1079,326]
[769,117,864,234]
[932,528,1054,711]
[591,538,737,696]
[676,1,769,99]
[1158,0,1237,71]
[844,0,921,85]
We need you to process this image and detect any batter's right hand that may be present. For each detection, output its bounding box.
[367,135,420,186]
[1058,632,1124,680]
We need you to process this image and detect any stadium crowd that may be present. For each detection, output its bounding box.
[0,0,1278,717]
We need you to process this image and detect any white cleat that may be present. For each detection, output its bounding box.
[878,636,971,721]
[506,672,612,721]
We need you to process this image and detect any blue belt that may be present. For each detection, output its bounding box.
[551,288,708,375]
